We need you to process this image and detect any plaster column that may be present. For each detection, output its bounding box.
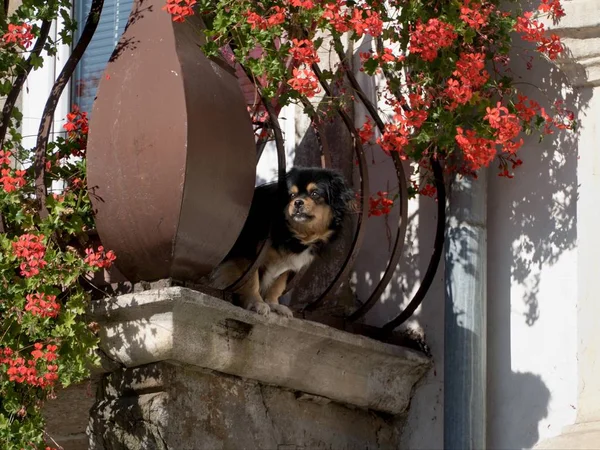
[536,1,600,447]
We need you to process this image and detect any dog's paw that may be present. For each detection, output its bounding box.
[268,303,294,318]
[246,300,270,317]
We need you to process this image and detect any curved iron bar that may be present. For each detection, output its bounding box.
[282,96,331,296]
[256,132,269,161]
[33,0,105,219]
[336,36,447,331]
[298,95,334,168]
[301,62,370,314]
[0,19,52,148]
[224,90,287,292]
[382,156,445,332]
[329,38,410,324]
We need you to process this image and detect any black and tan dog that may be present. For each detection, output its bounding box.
[209,167,354,317]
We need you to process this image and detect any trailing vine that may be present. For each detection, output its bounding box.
[0,1,114,448]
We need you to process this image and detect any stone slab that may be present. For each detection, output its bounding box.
[89,362,405,450]
[91,287,430,415]
[534,421,600,449]
[542,0,600,86]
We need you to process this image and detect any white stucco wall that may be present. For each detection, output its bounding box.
[21,18,70,154]
[486,97,579,449]
[348,22,585,450]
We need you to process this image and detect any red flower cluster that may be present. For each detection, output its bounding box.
[377,99,429,155]
[163,0,196,22]
[322,0,350,33]
[0,149,11,166]
[369,191,394,217]
[484,103,523,154]
[538,0,565,20]
[245,6,287,30]
[2,23,34,48]
[379,122,409,155]
[25,293,61,318]
[84,245,116,269]
[320,2,383,37]
[30,343,59,362]
[454,52,489,88]
[0,151,24,193]
[455,127,497,171]
[63,105,89,155]
[359,48,404,73]
[459,1,493,30]
[419,183,436,197]
[245,11,265,30]
[515,12,564,60]
[290,0,315,9]
[288,68,320,98]
[444,78,472,110]
[358,117,374,144]
[444,52,489,110]
[12,234,47,278]
[289,39,320,65]
[498,156,523,178]
[349,9,383,37]
[536,34,564,61]
[514,94,541,123]
[1,344,59,388]
[268,6,286,26]
[0,167,26,193]
[409,18,457,62]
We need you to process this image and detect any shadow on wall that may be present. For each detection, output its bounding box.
[345,31,588,449]
[84,294,166,448]
[486,36,590,448]
[448,305,551,450]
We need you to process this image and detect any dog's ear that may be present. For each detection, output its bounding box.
[346,196,359,214]
[330,172,355,206]
[286,167,299,184]
[327,172,355,227]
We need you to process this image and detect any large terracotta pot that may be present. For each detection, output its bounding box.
[87,0,256,282]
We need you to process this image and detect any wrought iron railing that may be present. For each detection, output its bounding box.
[218,34,446,339]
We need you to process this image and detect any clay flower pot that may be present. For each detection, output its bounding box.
[87,0,256,282]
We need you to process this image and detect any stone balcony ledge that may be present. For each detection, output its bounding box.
[91,286,431,416]
[543,0,600,87]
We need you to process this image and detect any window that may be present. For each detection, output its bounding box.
[72,0,134,114]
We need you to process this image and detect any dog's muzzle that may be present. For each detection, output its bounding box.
[292,199,310,222]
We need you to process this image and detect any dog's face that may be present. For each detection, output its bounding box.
[284,167,354,244]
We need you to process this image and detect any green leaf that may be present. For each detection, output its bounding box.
[29,53,44,69]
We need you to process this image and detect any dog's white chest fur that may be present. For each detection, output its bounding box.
[260,249,314,295]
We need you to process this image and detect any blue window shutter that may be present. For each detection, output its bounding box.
[73,0,134,114]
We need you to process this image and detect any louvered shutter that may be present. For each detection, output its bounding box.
[72,0,134,114]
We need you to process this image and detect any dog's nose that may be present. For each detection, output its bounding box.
[294,199,304,208]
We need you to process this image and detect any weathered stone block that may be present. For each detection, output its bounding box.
[43,381,98,449]
[89,363,405,450]
[91,287,430,415]
[88,287,431,448]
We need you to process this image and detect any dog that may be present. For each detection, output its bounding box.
[209,166,355,318]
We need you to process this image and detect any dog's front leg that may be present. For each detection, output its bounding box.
[238,269,270,316]
[211,259,270,316]
[264,272,294,318]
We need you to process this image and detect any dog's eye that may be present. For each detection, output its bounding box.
[290,193,297,199]
[310,191,320,199]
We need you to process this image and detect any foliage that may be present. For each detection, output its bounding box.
[166,0,575,202]
[0,2,115,448]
